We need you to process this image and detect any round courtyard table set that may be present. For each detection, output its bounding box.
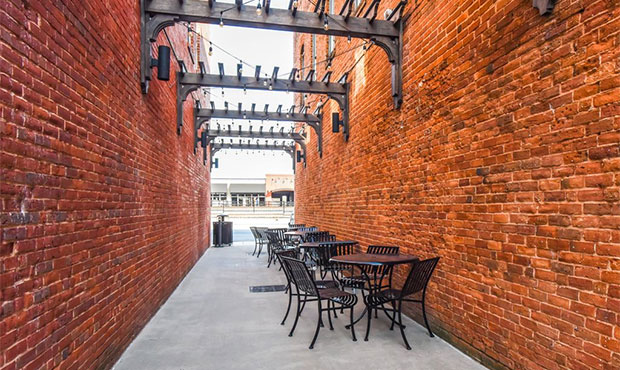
[251,224,440,350]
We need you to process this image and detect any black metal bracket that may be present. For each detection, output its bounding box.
[140,0,404,107]
[210,141,305,171]
[178,71,345,143]
[193,104,324,156]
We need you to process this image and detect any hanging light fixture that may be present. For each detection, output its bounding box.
[347,35,351,44]
[208,42,213,56]
[256,1,262,15]
[292,0,299,9]
[323,15,329,31]
[219,13,224,27]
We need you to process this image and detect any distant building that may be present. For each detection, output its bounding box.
[211,174,294,206]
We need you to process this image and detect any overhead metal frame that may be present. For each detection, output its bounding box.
[193,103,324,156]
[140,0,405,108]
[181,69,344,141]
[210,142,304,171]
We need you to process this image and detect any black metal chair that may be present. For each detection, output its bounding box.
[302,231,335,243]
[314,241,357,280]
[341,245,400,291]
[363,257,440,350]
[254,227,269,258]
[281,256,358,349]
[275,250,338,326]
[265,228,289,268]
[288,223,306,230]
[250,227,262,256]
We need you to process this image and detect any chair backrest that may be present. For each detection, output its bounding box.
[367,245,399,255]
[281,256,319,296]
[363,245,400,275]
[249,226,259,239]
[401,257,440,298]
[303,231,335,243]
[288,223,306,229]
[275,250,298,283]
[315,241,357,272]
[297,226,318,232]
[256,227,269,241]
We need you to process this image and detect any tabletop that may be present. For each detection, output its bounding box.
[330,253,418,266]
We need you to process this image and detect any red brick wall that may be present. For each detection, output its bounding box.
[1,1,210,369]
[295,1,619,369]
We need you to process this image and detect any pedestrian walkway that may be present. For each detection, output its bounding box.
[114,230,486,370]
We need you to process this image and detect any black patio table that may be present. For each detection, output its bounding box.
[329,253,419,335]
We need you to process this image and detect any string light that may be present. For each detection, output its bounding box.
[219,13,224,27]
[243,85,247,94]
[323,16,329,31]
[268,82,273,90]
[221,88,225,97]
[347,35,351,44]
[292,0,299,9]
[208,43,213,56]
[256,1,262,15]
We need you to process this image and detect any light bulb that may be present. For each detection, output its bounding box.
[256,1,262,15]
[208,46,213,56]
[269,83,273,90]
[219,18,224,27]
[292,0,298,9]
[243,86,247,94]
[323,17,329,31]
[263,80,268,86]
[347,35,351,44]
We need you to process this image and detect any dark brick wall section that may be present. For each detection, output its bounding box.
[295,1,619,369]
[1,1,210,369]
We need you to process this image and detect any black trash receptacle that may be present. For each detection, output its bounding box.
[213,214,232,247]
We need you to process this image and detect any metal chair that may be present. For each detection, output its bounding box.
[266,228,293,268]
[281,256,358,349]
[363,257,440,349]
[255,227,269,258]
[302,231,335,243]
[249,227,262,256]
[275,250,337,326]
[314,241,357,280]
[341,245,400,291]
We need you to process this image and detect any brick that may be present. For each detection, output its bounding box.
[0,6,210,370]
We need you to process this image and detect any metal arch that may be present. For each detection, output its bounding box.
[140,0,405,108]
[178,72,347,143]
[140,0,179,93]
[209,142,303,171]
[194,107,324,156]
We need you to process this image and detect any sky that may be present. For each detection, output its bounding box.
[207,0,296,179]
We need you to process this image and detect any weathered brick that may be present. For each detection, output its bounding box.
[295,2,619,370]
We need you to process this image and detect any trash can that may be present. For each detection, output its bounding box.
[213,214,233,247]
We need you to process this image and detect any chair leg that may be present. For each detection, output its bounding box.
[289,294,302,337]
[389,300,397,330]
[281,285,293,325]
[327,301,334,330]
[397,302,411,350]
[252,241,257,256]
[309,301,322,349]
[364,304,372,341]
[257,242,262,258]
[421,293,434,337]
[349,305,357,342]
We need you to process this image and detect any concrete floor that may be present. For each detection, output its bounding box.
[114,224,487,370]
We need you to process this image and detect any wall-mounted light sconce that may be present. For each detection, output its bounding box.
[150,45,171,81]
[332,112,344,133]
[296,150,305,163]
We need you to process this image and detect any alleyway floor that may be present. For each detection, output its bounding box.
[114,224,486,370]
